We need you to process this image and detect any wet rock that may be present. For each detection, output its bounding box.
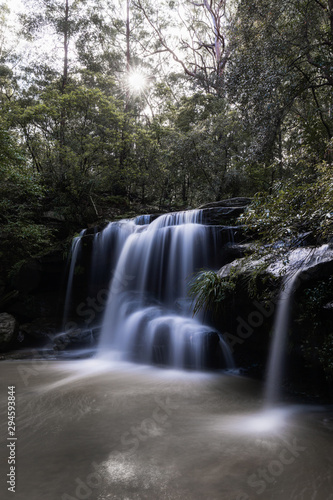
[0,278,5,300]
[20,318,58,341]
[297,256,333,283]
[0,348,53,361]
[201,207,246,225]
[0,313,18,352]
[91,326,101,340]
[221,244,254,265]
[7,292,63,322]
[11,251,66,295]
[53,328,95,350]
[7,249,67,322]
[198,197,252,209]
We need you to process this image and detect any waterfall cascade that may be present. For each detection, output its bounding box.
[61,207,333,396]
[98,210,233,369]
[65,209,236,370]
[63,213,333,388]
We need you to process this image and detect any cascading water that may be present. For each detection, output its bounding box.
[94,209,233,369]
[264,244,333,406]
[62,229,86,328]
[264,270,301,405]
[90,220,135,293]
[134,214,152,225]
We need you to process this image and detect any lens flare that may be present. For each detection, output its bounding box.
[127,69,147,94]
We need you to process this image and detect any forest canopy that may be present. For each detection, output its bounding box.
[1,0,333,267]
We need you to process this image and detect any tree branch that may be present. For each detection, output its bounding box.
[311,86,332,139]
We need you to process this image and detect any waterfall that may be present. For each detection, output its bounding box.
[90,221,135,291]
[134,214,152,225]
[264,270,300,405]
[94,209,233,369]
[264,244,333,406]
[62,230,85,328]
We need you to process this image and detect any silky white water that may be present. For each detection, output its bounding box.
[96,210,233,369]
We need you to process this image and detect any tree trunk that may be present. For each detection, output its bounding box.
[59,0,70,179]
[278,124,283,179]
[61,0,69,93]
[328,0,333,35]
[126,0,131,73]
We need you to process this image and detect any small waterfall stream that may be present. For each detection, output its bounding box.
[62,229,86,328]
[264,244,333,406]
[264,270,301,405]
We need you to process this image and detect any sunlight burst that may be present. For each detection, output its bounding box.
[127,69,147,94]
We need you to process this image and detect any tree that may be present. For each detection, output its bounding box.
[0,120,53,279]
[133,0,234,94]
[0,2,18,104]
[226,0,333,189]
[145,91,250,206]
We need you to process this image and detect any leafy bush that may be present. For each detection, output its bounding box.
[239,160,333,244]
[0,125,53,278]
[189,270,236,317]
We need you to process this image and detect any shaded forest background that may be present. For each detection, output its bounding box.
[1,0,333,284]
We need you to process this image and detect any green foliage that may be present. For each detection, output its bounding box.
[189,270,236,317]
[0,124,53,277]
[242,264,280,304]
[301,278,333,321]
[228,0,333,183]
[239,160,333,244]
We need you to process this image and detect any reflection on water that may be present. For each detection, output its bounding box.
[0,361,332,500]
[220,407,292,434]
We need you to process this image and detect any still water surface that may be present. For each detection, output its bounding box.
[0,360,332,500]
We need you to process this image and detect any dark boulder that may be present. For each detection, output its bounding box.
[20,318,58,342]
[0,313,18,352]
[201,207,247,225]
[53,328,96,350]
